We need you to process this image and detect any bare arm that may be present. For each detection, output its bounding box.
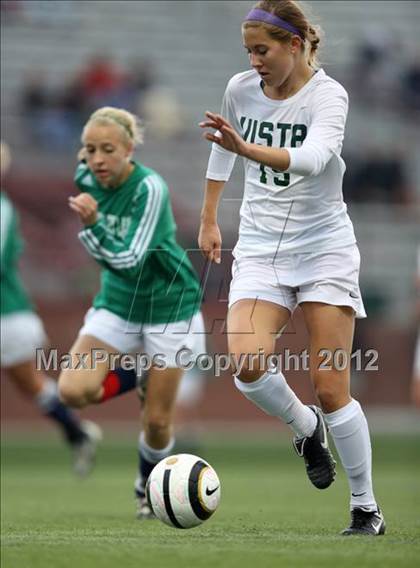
[200,179,225,224]
[198,179,225,264]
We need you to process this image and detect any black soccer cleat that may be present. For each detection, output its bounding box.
[341,507,386,536]
[293,405,336,489]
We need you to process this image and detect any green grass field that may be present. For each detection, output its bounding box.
[1,432,419,568]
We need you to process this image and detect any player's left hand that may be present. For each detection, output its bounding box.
[200,111,248,156]
[69,193,98,226]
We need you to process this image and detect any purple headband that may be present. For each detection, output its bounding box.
[244,8,305,39]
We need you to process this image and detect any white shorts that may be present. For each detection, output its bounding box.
[1,311,48,367]
[79,308,206,368]
[176,367,206,406]
[229,245,366,319]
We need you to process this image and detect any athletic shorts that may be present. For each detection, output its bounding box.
[1,311,48,367]
[79,308,206,368]
[229,245,366,319]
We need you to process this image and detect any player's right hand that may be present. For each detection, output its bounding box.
[198,221,222,264]
[200,111,248,156]
[69,193,98,226]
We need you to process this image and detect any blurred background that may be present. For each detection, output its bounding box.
[1,0,419,436]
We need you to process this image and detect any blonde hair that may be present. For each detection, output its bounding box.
[83,106,144,146]
[243,0,323,69]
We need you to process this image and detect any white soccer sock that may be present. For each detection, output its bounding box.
[36,377,59,412]
[138,431,175,463]
[324,399,377,511]
[135,431,175,494]
[234,370,317,438]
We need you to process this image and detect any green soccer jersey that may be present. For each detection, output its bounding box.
[75,161,202,324]
[0,192,33,316]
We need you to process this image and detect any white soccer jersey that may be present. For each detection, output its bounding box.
[206,69,356,259]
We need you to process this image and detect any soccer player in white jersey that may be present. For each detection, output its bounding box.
[198,0,385,536]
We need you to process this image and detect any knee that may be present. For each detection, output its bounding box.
[58,376,87,408]
[144,414,171,438]
[232,354,267,382]
[228,342,268,383]
[313,376,348,413]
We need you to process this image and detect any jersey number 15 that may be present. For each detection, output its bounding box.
[259,164,290,187]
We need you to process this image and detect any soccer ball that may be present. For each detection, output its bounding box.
[145,453,221,529]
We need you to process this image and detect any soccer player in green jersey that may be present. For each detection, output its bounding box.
[0,141,101,477]
[58,107,205,519]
